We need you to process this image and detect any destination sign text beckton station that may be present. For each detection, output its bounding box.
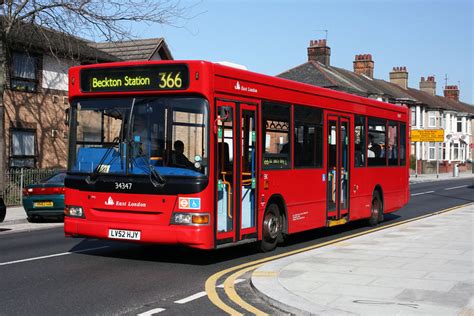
[80,65,189,93]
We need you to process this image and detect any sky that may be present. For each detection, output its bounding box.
[136,0,473,103]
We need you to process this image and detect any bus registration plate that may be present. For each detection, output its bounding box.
[108,229,141,241]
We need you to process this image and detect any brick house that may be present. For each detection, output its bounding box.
[0,22,173,171]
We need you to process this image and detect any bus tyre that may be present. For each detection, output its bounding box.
[259,203,281,252]
[368,191,383,226]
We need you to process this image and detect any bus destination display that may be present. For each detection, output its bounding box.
[80,65,189,92]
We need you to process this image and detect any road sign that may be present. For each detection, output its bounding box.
[411,129,444,142]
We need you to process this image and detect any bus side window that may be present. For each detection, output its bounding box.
[399,123,406,166]
[294,105,323,168]
[262,102,291,169]
[367,118,387,167]
[388,122,398,166]
[354,115,366,167]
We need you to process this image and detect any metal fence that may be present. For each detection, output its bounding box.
[2,168,60,206]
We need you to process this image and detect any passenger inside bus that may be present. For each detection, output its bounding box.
[170,140,196,170]
[368,133,381,158]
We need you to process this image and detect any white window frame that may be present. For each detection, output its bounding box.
[457,117,462,133]
[428,112,436,127]
[428,142,436,160]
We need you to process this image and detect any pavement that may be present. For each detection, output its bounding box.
[252,203,474,316]
[0,206,63,234]
[410,170,474,184]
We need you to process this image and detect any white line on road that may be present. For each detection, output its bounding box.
[173,278,246,304]
[0,246,110,266]
[444,185,468,191]
[217,278,245,288]
[174,291,207,304]
[137,308,165,316]
[411,191,435,196]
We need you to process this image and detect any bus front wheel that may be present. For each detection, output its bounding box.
[259,203,281,252]
[368,191,383,226]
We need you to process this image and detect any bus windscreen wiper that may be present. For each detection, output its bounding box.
[132,154,167,188]
[85,137,121,185]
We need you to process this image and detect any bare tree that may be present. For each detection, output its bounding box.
[0,0,190,190]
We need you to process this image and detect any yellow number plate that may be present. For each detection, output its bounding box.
[33,201,54,208]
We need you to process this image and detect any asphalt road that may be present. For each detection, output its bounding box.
[1,178,473,315]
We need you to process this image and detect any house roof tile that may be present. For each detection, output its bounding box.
[90,38,173,61]
[2,18,118,62]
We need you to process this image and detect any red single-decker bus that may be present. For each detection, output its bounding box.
[64,60,410,251]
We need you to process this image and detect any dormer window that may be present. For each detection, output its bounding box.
[10,52,38,92]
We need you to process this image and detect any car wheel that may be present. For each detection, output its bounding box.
[258,203,282,252]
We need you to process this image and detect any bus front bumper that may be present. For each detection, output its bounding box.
[64,217,213,250]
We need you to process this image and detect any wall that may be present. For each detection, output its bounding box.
[42,56,77,91]
[4,89,69,168]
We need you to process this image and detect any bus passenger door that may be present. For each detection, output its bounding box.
[326,114,350,226]
[239,105,258,241]
[215,100,257,246]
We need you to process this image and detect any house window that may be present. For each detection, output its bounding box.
[410,108,416,126]
[11,52,38,92]
[10,128,36,168]
[428,112,436,127]
[457,117,462,133]
[428,142,436,160]
[453,143,459,160]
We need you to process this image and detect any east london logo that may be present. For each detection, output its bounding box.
[234,81,258,93]
[104,196,147,208]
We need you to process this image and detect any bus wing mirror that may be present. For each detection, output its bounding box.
[218,106,232,122]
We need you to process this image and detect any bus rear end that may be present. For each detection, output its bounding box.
[64,62,214,249]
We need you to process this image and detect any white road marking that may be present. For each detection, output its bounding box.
[0,246,109,266]
[411,190,435,196]
[137,308,165,316]
[444,185,468,191]
[174,291,207,304]
[173,278,246,305]
[217,278,245,288]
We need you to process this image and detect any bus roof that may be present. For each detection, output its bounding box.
[69,60,407,116]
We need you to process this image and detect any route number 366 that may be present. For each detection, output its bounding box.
[158,72,182,89]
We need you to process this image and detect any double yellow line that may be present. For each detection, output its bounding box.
[205,203,473,315]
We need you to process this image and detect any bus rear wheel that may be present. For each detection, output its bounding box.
[368,191,383,226]
[259,203,281,252]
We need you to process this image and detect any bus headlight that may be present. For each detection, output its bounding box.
[65,206,85,218]
[171,213,209,225]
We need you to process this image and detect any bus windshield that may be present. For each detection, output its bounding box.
[68,96,209,178]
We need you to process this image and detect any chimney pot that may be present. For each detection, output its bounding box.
[390,66,409,89]
[420,75,436,95]
[444,84,460,101]
[307,38,330,65]
[353,52,374,78]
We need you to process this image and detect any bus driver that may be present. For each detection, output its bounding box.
[170,140,196,170]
